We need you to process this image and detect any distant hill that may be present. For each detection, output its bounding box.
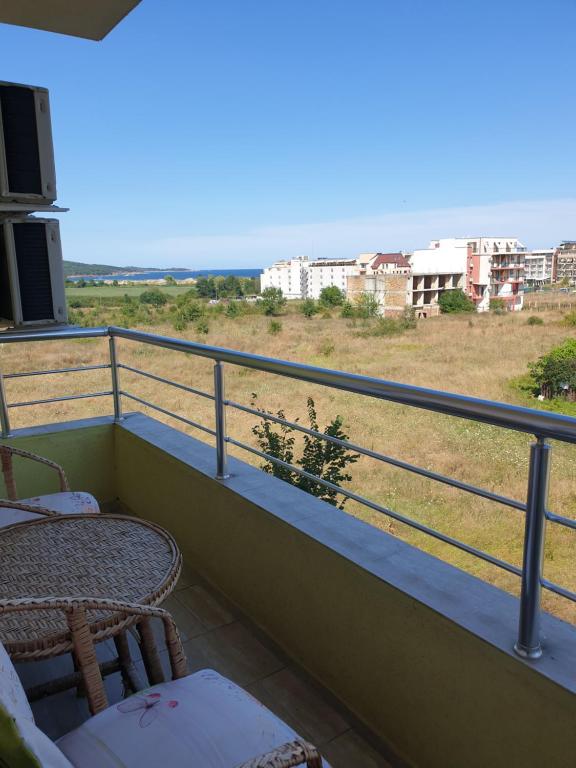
[63,261,160,277]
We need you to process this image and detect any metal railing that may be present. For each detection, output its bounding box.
[1,325,576,659]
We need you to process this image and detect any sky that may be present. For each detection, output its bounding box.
[1,0,575,268]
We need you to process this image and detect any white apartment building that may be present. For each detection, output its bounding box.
[524,249,554,287]
[260,256,309,299]
[408,239,468,315]
[306,259,358,300]
[260,256,358,299]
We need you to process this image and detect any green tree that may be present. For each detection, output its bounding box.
[164,275,177,285]
[528,339,576,400]
[251,396,360,508]
[139,288,168,306]
[260,287,286,316]
[319,286,345,307]
[438,289,475,314]
[300,298,318,318]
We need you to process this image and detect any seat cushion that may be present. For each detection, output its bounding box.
[57,669,328,768]
[0,641,73,768]
[0,492,100,528]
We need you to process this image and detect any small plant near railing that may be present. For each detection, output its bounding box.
[250,395,360,508]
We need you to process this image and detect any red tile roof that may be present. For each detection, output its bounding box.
[371,253,410,269]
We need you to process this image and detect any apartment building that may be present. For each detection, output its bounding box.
[347,253,411,315]
[524,249,554,287]
[554,242,576,285]
[260,255,309,299]
[408,239,468,316]
[306,259,358,299]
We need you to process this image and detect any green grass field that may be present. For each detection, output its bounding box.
[65,284,193,298]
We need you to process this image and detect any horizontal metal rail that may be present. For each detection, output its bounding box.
[541,578,576,603]
[118,364,214,401]
[5,364,110,379]
[227,398,527,512]
[546,511,576,532]
[226,435,524,577]
[2,325,576,444]
[120,391,216,437]
[108,326,576,444]
[7,391,113,408]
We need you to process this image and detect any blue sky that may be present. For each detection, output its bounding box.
[1,0,575,267]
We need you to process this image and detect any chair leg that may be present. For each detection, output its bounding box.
[138,617,165,685]
[114,631,144,695]
[66,608,108,715]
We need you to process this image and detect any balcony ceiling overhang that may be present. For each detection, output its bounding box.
[0,0,142,41]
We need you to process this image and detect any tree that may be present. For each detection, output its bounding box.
[300,299,318,318]
[528,339,576,400]
[164,275,177,285]
[260,287,286,316]
[354,292,379,318]
[139,288,168,306]
[438,289,475,314]
[319,286,345,307]
[251,395,360,508]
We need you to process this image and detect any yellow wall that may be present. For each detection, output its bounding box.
[0,422,116,503]
[115,425,576,768]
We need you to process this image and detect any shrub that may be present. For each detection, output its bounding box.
[340,301,355,318]
[319,341,335,356]
[528,339,576,400]
[354,293,379,319]
[225,301,242,318]
[319,286,345,307]
[251,395,360,508]
[300,299,318,318]
[527,315,544,326]
[563,311,576,326]
[139,288,168,307]
[490,298,506,314]
[260,287,286,316]
[268,319,282,335]
[195,318,209,335]
[438,289,475,314]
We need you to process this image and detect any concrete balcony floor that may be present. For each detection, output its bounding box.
[16,561,403,768]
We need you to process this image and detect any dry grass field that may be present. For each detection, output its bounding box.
[1,306,575,625]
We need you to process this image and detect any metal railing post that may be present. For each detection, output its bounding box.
[515,436,550,659]
[0,371,11,438]
[213,361,229,479]
[108,335,123,422]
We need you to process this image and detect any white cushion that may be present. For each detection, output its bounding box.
[57,669,328,767]
[0,492,100,527]
[0,641,73,767]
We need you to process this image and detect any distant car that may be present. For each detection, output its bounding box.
[208,299,220,304]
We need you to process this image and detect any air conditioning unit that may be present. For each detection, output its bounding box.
[0,217,67,326]
[0,82,57,204]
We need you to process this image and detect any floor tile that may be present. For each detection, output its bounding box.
[174,584,236,630]
[183,620,285,687]
[322,730,396,768]
[247,666,350,746]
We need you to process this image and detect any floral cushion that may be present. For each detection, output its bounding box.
[0,641,73,768]
[0,492,100,528]
[57,669,328,767]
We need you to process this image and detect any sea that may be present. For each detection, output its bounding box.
[68,269,262,282]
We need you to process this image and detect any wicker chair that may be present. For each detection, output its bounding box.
[0,444,99,527]
[0,598,326,767]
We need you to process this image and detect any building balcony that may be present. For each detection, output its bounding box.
[0,327,575,768]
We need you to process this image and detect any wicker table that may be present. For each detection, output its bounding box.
[0,513,182,713]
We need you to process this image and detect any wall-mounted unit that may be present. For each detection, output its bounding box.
[0,82,57,204]
[0,217,67,326]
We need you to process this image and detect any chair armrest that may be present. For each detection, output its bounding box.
[0,597,188,715]
[235,740,323,768]
[0,445,69,500]
[0,498,59,517]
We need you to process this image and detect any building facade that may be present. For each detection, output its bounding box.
[306,259,358,300]
[554,242,576,285]
[260,256,309,299]
[524,249,554,287]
